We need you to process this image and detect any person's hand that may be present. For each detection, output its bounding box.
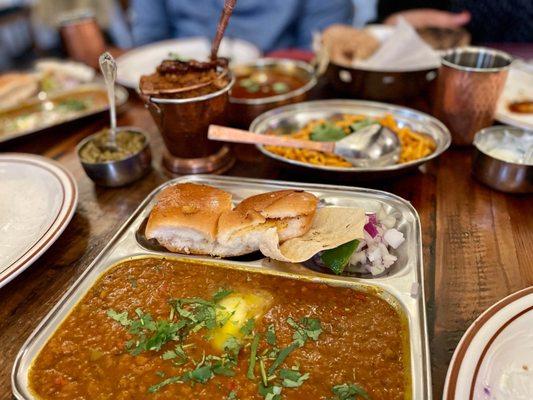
[384,9,471,29]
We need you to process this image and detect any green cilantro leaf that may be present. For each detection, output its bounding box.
[286,317,323,345]
[320,239,359,275]
[213,288,233,302]
[226,391,238,400]
[267,341,300,375]
[148,376,182,393]
[247,333,260,379]
[280,368,310,388]
[106,309,131,326]
[240,318,255,336]
[332,383,371,400]
[349,119,378,132]
[265,324,277,346]
[310,123,346,142]
[272,82,289,93]
[259,383,283,400]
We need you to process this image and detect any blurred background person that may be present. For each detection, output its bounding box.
[377,0,533,43]
[130,0,354,53]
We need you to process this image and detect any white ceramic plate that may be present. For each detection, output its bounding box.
[116,37,261,89]
[495,62,533,130]
[0,153,77,288]
[443,286,533,400]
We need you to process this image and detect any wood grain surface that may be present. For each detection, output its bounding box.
[0,97,531,400]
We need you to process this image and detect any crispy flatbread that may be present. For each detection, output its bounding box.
[259,207,365,263]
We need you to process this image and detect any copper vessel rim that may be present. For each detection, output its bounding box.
[149,75,235,104]
[229,58,317,105]
[440,46,513,73]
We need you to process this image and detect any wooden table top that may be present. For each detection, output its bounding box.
[0,96,531,400]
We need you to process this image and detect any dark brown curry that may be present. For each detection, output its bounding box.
[29,257,410,400]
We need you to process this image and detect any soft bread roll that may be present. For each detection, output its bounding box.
[145,185,318,257]
[145,183,232,255]
[0,73,39,109]
[217,190,319,252]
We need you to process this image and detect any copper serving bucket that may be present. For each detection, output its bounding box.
[144,76,235,174]
[432,47,512,146]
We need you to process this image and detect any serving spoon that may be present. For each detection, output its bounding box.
[99,52,118,151]
[208,124,401,167]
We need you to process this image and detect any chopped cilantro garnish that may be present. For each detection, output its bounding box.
[240,318,255,336]
[331,383,371,400]
[265,324,277,345]
[349,119,378,132]
[106,309,130,326]
[310,123,346,142]
[272,82,289,93]
[148,376,182,393]
[286,317,323,344]
[247,333,260,379]
[259,383,283,400]
[267,341,300,376]
[280,368,309,388]
[226,391,238,400]
[213,288,233,302]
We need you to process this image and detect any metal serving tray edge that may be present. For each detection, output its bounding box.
[12,175,431,399]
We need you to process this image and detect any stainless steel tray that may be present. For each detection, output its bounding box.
[12,175,431,399]
[0,83,129,144]
[250,99,451,179]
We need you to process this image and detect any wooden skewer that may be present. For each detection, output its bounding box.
[208,125,336,153]
[210,0,237,61]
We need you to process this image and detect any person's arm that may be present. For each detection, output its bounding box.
[131,0,172,45]
[296,0,354,49]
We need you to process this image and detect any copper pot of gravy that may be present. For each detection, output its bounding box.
[140,59,235,174]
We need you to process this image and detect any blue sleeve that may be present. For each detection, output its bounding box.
[296,0,354,49]
[131,0,172,45]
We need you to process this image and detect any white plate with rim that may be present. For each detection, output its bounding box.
[116,36,261,89]
[0,153,77,288]
[443,286,533,400]
[495,62,533,131]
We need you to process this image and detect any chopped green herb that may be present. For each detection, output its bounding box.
[148,376,182,393]
[106,309,131,326]
[267,341,300,375]
[331,383,371,400]
[286,317,323,344]
[310,123,346,142]
[272,82,289,93]
[226,391,238,400]
[280,368,309,388]
[222,336,242,359]
[184,364,214,383]
[57,99,88,112]
[239,78,260,93]
[265,324,277,345]
[247,333,260,379]
[240,318,255,336]
[349,119,378,132]
[213,288,233,302]
[155,370,166,377]
[320,239,359,275]
[259,383,283,400]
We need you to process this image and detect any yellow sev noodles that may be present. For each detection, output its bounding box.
[265,114,436,167]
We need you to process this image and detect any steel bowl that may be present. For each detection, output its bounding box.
[472,126,532,193]
[77,127,152,187]
[325,63,437,102]
[250,99,451,181]
[321,25,438,102]
[229,58,317,128]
